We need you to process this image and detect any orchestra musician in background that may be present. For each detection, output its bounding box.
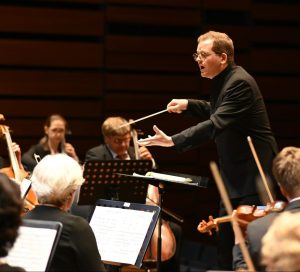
[138,30,280,270]
[22,114,79,172]
[233,146,300,271]
[0,173,25,272]
[261,212,300,271]
[83,116,182,272]
[24,154,106,271]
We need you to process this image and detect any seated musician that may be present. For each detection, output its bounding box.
[83,116,182,272]
[22,114,79,172]
[24,154,106,271]
[0,173,25,272]
[232,146,300,271]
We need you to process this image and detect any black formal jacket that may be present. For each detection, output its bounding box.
[24,205,106,272]
[85,144,135,161]
[22,143,53,172]
[172,64,278,199]
[233,199,300,270]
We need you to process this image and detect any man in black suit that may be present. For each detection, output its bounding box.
[233,146,300,271]
[138,30,279,269]
[85,116,154,162]
[84,116,182,272]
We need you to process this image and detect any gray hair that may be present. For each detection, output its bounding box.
[31,154,84,206]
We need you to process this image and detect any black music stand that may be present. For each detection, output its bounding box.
[79,160,153,205]
[117,171,208,272]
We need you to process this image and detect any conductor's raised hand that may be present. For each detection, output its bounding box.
[167,99,188,114]
[138,125,174,147]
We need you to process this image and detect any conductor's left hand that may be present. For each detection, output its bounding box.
[138,125,174,147]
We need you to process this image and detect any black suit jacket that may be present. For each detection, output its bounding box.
[233,199,300,270]
[172,64,278,199]
[85,144,135,162]
[24,205,106,271]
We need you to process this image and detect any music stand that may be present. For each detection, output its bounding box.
[118,171,208,272]
[79,160,153,205]
[89,199,161,268]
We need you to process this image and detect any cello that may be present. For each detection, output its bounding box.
[130,125,177,264]
[0,115,38,212]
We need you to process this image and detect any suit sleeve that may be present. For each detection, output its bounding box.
[72,218,106,271]
[172,80,254,152]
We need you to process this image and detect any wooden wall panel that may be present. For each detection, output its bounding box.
[0,6,104,36]
[1,100,102,118]
[0,1,299,244]
[0,40,103,68]
[106,6,201,26]
[0,70,103,96]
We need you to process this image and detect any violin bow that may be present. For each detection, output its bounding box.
[210,161,255,271]
[247,136,274,203]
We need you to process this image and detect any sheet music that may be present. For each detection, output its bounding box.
[4,226,57,271]
[20,178,32,199]
[90,205,154,265]
[133,171,192,183]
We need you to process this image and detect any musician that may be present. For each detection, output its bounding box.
[22,114,79,172]
[24,154,106,271]
[0,142,22,169]
[0,173,25,272]
[233,146,300,271]
[261,212,300,271]
[84,116,182,272]
[85,116,154,163]
[138,30,279,269]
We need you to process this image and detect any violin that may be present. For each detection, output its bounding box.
[0,115,38,212]
[197,201,286,236]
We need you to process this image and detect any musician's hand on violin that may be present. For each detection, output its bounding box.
[139,146,153,160]
[64,143,79,162]
[138,125,174,147]
[12,142,22,168]
[167,99,188,114]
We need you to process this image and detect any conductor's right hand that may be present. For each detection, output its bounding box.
[138,125,174,147]
[167,99,188,114]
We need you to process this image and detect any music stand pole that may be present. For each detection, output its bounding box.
[156,182,164,272]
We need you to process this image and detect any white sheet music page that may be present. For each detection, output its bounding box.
[4,226,57,271]
[90,206,154,265]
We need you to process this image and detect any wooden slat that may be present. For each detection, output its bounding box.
[272,122,300,138]
[251,49,300,73]
[252,26,300,45]
[106,6,201,26]
[107,0,201,8]
[203,0,251,10]
[0,6,104,36]
[106,53,195,72]
[267,104,300,122]
[105,73,201,94]
[0,70,103,96]
[106,35,195,54]
[257,76,300,100]
[253,3,300,22]
[0,40,103,68]
[0,100,103,118]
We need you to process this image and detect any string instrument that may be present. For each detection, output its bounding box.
[129,123,177,263]
[198,201,286,236]
[130,123,140,160]
[0,115,38,212]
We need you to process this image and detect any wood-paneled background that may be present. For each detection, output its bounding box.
[0,0,299,242]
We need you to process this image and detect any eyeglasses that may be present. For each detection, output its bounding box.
[193,51,216,61]
[49,128,65,134]
[112,136,131,145]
